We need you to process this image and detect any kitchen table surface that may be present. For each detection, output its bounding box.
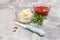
[0,0,60,40]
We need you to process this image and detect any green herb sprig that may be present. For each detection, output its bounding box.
[32,13,46,25]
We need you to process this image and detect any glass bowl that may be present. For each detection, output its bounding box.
[15,6,33,24]
[33,3,51,16]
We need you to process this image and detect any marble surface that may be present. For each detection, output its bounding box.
[0,0,60,40]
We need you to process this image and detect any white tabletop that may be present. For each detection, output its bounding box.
[0,0,60,40]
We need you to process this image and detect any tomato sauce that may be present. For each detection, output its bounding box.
[34,6,50,16]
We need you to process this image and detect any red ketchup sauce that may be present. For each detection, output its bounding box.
[34,6,50,16]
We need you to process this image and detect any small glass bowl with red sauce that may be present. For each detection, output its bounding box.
[33,4,51,16]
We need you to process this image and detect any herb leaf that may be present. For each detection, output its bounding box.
[32,13,46,25]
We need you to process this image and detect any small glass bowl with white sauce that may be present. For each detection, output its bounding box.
[15,6,33,24]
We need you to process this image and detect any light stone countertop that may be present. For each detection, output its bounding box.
[0,0,60,40]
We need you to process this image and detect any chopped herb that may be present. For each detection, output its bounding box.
[32,13,46,25]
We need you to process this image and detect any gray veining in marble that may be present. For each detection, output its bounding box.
[0,0,60,40]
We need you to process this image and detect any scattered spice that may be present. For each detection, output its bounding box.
[12,26,18,32]
[13,26,18,29]
[13,30,16,32]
